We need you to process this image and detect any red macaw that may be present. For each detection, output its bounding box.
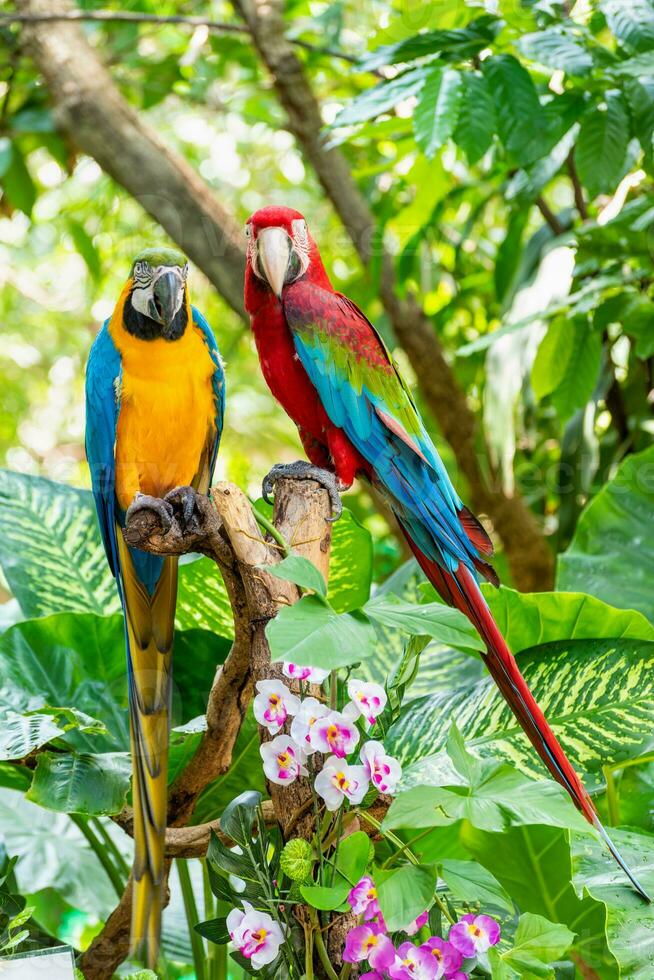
[244,205,647,899]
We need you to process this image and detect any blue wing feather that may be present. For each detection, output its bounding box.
[283,284,485,576]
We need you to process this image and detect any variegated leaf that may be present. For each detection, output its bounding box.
[386,638,654,784]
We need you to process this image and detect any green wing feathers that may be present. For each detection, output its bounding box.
[117,532,177,967]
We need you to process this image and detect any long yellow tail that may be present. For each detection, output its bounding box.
[117,533,178,968]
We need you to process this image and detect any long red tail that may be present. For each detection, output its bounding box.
[406,536,650,901]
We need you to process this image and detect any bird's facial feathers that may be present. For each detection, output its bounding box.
[246,207,311,297]
[125,257,189,341]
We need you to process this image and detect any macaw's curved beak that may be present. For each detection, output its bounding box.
[256,227,292,298]
[153,270,183,329]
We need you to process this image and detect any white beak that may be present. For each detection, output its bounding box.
[256,227,292,298]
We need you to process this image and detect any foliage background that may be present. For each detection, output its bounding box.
[1,0,654,977]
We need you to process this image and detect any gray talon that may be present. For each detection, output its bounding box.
[126,494,174,533]
[164,485,200,532]
[261,461,343,521]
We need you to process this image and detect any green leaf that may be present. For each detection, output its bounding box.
[386,638,654,781]
[332,68,427,128]
[67,220,101,281]
[363,593,485,651]
[463,822,614,974]
[267,595,375,669]
[531,317,602,421]
[441,859,514,913]
[194,916,230,945]
[301,831,370,910]
[1,143,37,217]
[453,72,496,164]
[0,713,65,761]
[376,864,437,931]
[26,751,131,815]
[572,826,654,978]
[263,554,327,597]
[557,446,654,623]
[414,67,463,158]
[384,764,587,834]
[327,508,373,612]
[518,27,593,76]
[575,94,630,198]
[601,0,654,53]
[0,139,12,179]
[482,55,547,166]
[482,585,654,653]
[219,791,263,849]
[358,16,501,71]
[502,912,576,976]
[0,470,120,619]
[625,79,654,168]
[0,789,120,919]
[176,556,234,638]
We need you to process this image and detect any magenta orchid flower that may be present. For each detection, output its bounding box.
[342,923,395,970]
[282,662,330,684]
[360,973,386,980]
[344,678,387,725]
[309,709,360,758]
[347,875,382,921]
[389,942,444,979]
[259,734,307,785]
[449,914,500,957]
[314,755,369,810]
[405,909,430,935]
[289,697,330,755]
[420,937,463,977]
[253,679,300,735]
[360,740,403,795]
[226,902,285,969]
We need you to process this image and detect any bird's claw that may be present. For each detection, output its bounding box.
[126,493,174,534]
[164,485,201,533]
[261,461,343,521]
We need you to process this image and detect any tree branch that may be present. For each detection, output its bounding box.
[0,10,366,69]
[231,0,555,591]
[79,478,333,978]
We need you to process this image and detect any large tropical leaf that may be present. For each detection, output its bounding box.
[482,54,547,166]
[0,469,119,619]
[386,638,654,782]
[572,826,654,978]
[557,445,654,624]
[0,789,119,919]
[26,751,131,816]
[462,822,614,973]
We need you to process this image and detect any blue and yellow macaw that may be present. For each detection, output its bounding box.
[85,247,225,965]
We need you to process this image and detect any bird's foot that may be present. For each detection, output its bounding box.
[126,493,174,534]
[262,461,343,521]
[163,485,202,533]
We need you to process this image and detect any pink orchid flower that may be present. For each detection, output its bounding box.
[290,697,330,755]
[449,914,500,957]
[314,755,369,810]
[253,679,300,735]
[282,662,329,684]
[309,709,360,758]
[405,909,430,935]
[226,901,285,969]
[360,740,403,795]
[259,735,307,785]
[344,678,387,725]
[390,941,444,980]
[347,875,382,921]
[389,942,444,979]
[420,937,463,977]
[342,923,395,970]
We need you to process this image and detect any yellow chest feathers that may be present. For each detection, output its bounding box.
[110,308,217,508]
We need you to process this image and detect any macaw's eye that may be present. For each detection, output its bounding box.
[245,224,252,239]
[287,248,303,282]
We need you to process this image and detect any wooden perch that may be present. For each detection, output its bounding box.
[80,477,333,979]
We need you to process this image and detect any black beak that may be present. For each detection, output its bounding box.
[152,271,182,328]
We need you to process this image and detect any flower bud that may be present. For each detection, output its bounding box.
[280,838,314,882]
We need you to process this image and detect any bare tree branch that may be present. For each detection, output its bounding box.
[231,0,555,592]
